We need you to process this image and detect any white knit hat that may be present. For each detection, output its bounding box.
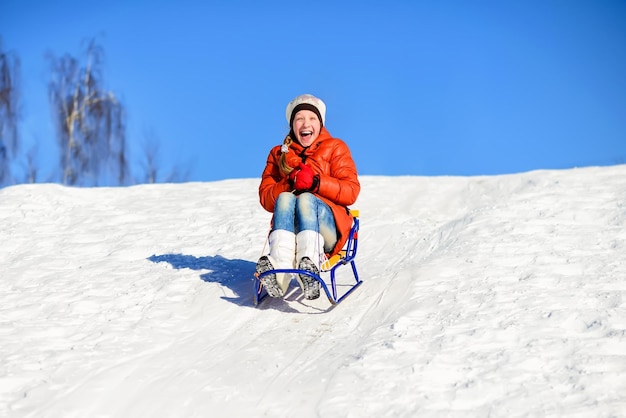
[285,94,326,127]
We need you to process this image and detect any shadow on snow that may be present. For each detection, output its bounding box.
[147,253,256,306]
[147,254,330,313]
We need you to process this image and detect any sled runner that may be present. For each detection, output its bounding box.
[254,210,362,306]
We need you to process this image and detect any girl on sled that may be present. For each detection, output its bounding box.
[256,94,360,300]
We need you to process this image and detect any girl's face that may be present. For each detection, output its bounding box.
[292,109,321,147]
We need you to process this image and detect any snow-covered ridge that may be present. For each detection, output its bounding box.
[1,165,625,417]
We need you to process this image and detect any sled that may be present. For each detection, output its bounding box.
[254,209,362,306]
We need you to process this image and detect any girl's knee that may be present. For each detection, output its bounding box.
[295,193,316,217]
[276,192,296,211]
[295,192,315,208]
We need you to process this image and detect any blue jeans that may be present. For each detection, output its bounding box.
[273,192,337,253]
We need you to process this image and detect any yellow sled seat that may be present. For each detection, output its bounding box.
[321,210,359,271]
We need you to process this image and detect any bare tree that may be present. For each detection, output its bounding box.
[140,128,160,184]
[0,38,21,187]
[48,39,128,186]
[23,144,38,184]
[164,164,193,183]
[138,128,193,184]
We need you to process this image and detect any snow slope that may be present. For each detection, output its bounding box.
[1,165,625,417]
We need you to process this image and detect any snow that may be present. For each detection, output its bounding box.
[1,165,625,417]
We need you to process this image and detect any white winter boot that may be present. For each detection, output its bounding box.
[256,230,296,297]
[296,230,325,300]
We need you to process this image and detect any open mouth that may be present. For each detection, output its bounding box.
[300,130,312,138]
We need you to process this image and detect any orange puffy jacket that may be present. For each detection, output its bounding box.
[259,127,360,257]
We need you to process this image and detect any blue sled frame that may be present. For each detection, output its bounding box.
[254,213,362,306]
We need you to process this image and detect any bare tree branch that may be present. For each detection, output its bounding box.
[48,39,128,186]
[0,37,21,186]
[139,128,160,184]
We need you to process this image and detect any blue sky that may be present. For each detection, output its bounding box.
[1,0,625,183]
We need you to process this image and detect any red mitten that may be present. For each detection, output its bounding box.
[289,164,301,183]
[292,163,314,191]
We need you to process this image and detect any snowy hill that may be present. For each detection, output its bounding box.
[1,165,625,417]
